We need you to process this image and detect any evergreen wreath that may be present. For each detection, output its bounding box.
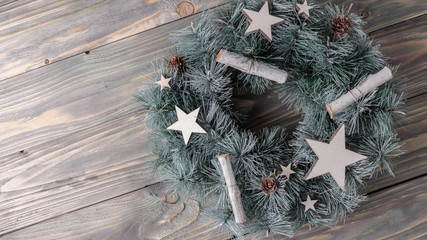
[136,0,405,237]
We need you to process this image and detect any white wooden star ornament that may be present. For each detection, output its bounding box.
[296,0,313,18]
[279,164,295,179]
[301,195,317,212]
[304,124,367,190]
[242,1,285,42]
[167,106,207,145]
[155,75,171,90]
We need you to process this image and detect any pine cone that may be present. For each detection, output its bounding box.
[330,14,352,37]
[261,177,278,195]
[167,55,186,74]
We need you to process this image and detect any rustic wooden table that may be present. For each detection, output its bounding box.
[0,0,425,239]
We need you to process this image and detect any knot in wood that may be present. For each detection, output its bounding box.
[164,189,180,204]
[176,1,195,18]
[360,11,369,19]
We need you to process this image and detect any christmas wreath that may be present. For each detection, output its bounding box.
[136,0,404,237]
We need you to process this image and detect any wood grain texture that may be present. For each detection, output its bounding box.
[364,93,427,193]
[329,0,427,32]
[246,13,427,132]
[0,0,426,239]
[0,182,234,240]
[0,64,424,239]
[243,14,427,193]
[0,0,224,81]
[0,14,202,236]
[0,0,425,83]
[245,93,427,194]
[253,175,427,240]
[3,174,425,240]
[373,14,427,99]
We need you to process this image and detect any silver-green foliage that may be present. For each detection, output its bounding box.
[136,0,404,237]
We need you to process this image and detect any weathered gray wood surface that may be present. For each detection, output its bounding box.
[0,182,235,240]
[329,0,427,32]
[0,0,425,82]
[3,176,426,240]
[0,0,224,81]
[257,175,427,240]
[0,0,426,239]
[245,14,427,194]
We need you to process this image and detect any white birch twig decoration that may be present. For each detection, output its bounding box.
[326,67,393,118]
[216,49,288,84]
[216,154,246,224]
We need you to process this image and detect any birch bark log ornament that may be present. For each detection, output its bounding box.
[216,49,288,84]
[326,67,393,118]
[216,154,246,224]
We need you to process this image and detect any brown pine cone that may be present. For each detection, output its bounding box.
[330,14,352,37]
[261,177,278,195]
[167,55,186,74]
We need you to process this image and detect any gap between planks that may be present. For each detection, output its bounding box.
[2,173,425,239]
[0,0,426,238]
[0,0,425,82]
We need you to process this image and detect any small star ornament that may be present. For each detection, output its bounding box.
[296,0,313,18]
[304,124,367,190]
[155,75,171,90]
[279,164,295,179]
[242,1,285,42]
[167,106,206,145]
[301,195,317,212]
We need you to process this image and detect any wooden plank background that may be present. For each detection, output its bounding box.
[0,0,426,239]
